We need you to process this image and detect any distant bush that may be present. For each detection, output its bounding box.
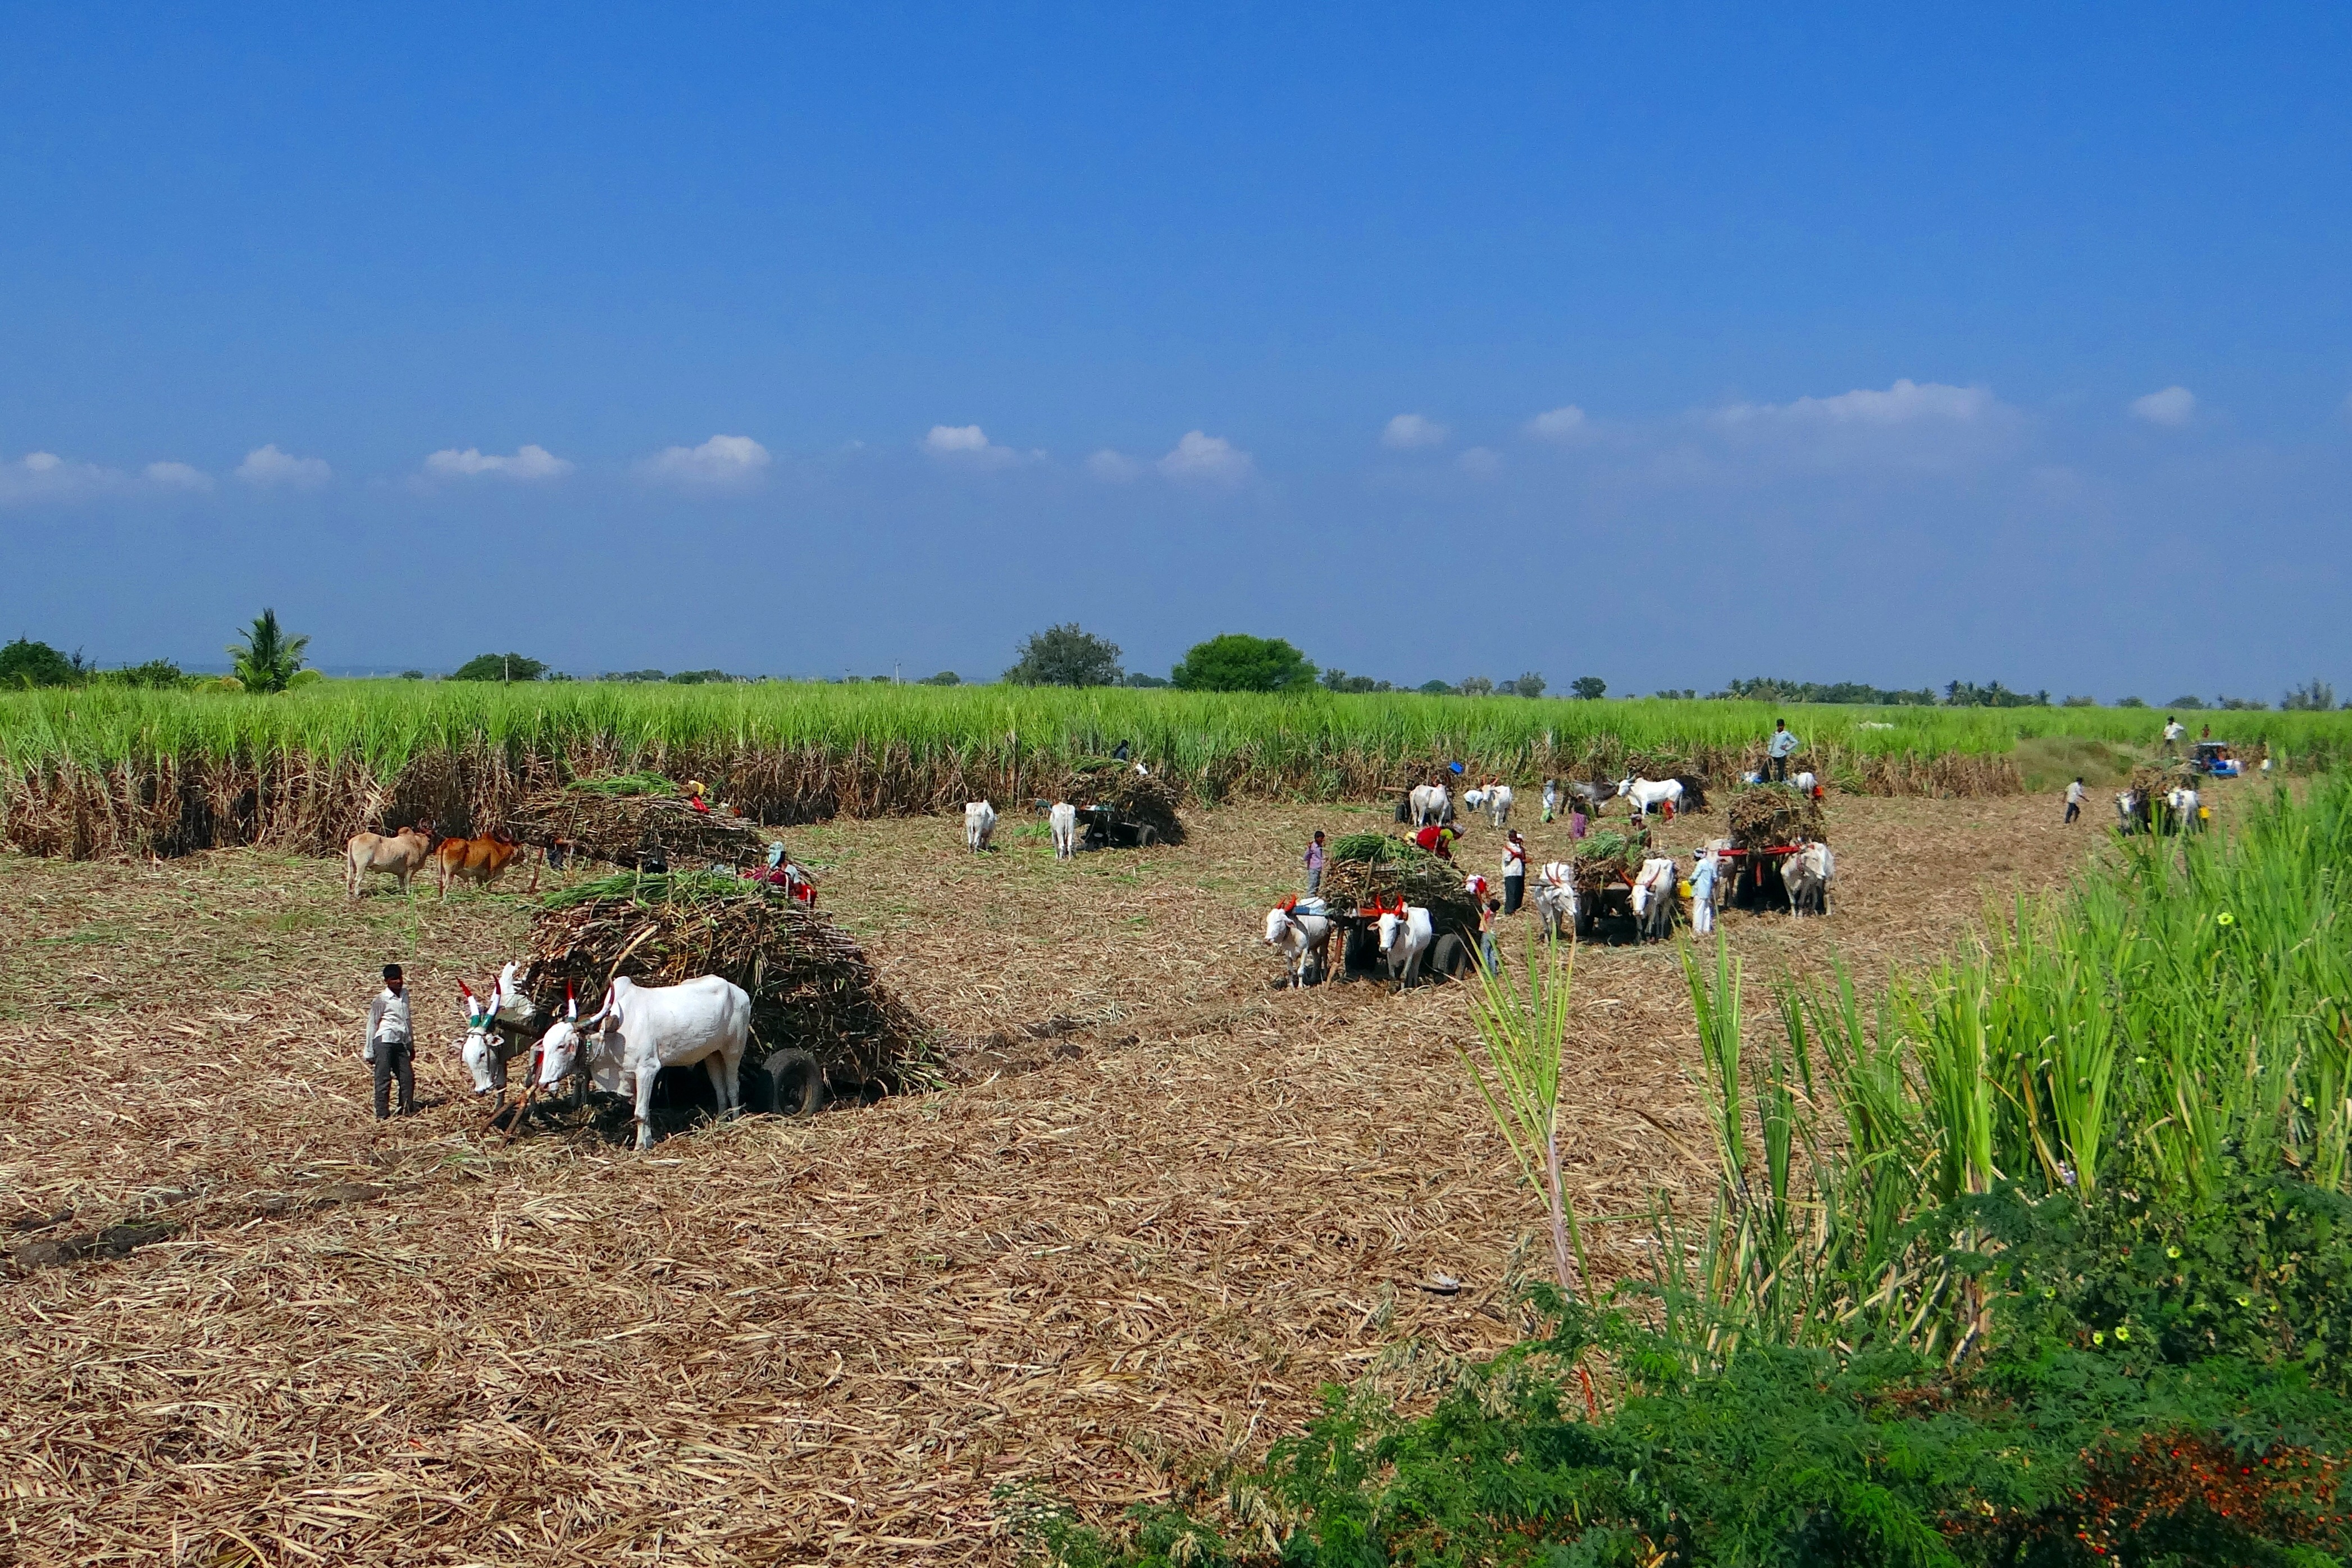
[1171,634,1314,693]
[1,638,81,689]
[287,669,325,688]
[448,652,547,682]
[1006,623,1123,687]
[2062,693,2098,706]
[600,669,667,683]
[2117,695,2149,708]
[667,669,732,685]
[399,669,425,681]
[1503,671,1546,698]
[2168,694,2209,710]
[1319,669,1394,694]
[1122,672,1170,689]
[2217,695,2267,711]
[1570,675,1607,700]
[1717,675,1937,704]
[919,671,961,686]
[2283,679,2336,712]
[1456,674,1496,696]
[99,659,186,689]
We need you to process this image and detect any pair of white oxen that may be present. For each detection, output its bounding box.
[963,800,1083,857]
[1262,900,1444,989]
[457,963,754,1150]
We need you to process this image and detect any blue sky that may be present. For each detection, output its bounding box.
[2,4,2347,698]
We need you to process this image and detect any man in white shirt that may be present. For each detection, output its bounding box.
[364,964,415,1119]
[2162,717,2185,754]
[2064,777,2085,825]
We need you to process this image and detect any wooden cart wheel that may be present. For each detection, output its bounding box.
[762,1050,827,1117]
[1134,824,1158,847]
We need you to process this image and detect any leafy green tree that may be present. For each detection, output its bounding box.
[1457,674,1496,696]
[106,659,187,688]
[2062,694,2098,707]
[1569,675,1607,700]
[667,669,730,685]
[1416,679,1453,695]
[1005,623,1123,686]
[1122,671,1170,688]
[2282,678,2335,712]
[1506,671,1546,698]
[2116,695,2149,708]
[448,652,548,682]
[225,610,309,694]
[1170,633,1315,692]
[2166,694,2208,710]
[918,670,961,686]
[0,638,79,688]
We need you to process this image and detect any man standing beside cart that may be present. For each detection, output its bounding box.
[1767,719,1799,783]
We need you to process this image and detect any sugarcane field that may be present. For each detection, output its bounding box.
[17,13,2352,1560]
[0,752,2203,1564]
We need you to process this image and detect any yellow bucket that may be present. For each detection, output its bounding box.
[1678,879,1695,899]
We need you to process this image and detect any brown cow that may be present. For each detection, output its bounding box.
[345,825,433,899]
[435,830,537,900]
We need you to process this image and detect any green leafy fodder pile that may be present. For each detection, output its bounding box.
[1040,776,2352,1565]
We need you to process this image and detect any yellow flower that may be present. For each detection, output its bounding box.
[2217,911,2235,927]
[2114,1325,2131,1342]
[2091,1330,2105,1345]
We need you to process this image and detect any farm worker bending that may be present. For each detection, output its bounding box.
[1303,831,1325,897]
[364,964,415,1120]
[1767,719,1799,783]
[686,778,712,814]
[1502,830,1527,915]
[1414,822,1458,860]
[2064,778,2085,825]
[1479,897,1502,973]
[1568,803,1589,840]
[1541,778,1560,823]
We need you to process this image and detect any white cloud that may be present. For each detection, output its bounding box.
[235,444,332,488]
[144,461,213,491]
[1157,430,1254,484]
[1086,448,1141,481]
[1701,379,2018,472]
[0,450,117,505]
[635,434,771,489]
[423,443,573,480]
[920,423,1034,468]
[1458,446,1502,477]
[1714,379,1998,431]
[2129,386,2196,427]
[1382,413,1450,450]
[1526,405,1589,441]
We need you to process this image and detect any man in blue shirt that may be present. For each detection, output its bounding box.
[1767,719,1798,783]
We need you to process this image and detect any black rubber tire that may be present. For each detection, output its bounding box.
[1430,933,1469,979]
[1134,825,1158,847]
[762,1049,828,1117]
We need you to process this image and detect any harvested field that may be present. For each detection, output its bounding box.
[0,786,2184,1564]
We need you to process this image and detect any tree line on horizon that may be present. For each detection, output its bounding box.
[0,617,2338,712]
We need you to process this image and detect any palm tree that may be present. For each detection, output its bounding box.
[226,608,311,694]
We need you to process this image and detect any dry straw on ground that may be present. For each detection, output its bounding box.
[0,789,2152,1564]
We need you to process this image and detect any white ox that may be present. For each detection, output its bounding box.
[1375,905,1435,988]
[457,962,541,1101]
[1630,857,1680,941]
[1533,862,1579,937]
[1049,801,1079,859]
[1409,784,1453,826]
[577,975,753,1151]
[964,800,998,851]
[1781,842,1835,917]
[1263,902,1332,988]
[1484,784,1514,827]
[345,825,432,898]
[1616,776,1685,819]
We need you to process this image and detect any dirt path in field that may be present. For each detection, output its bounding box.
[0,791,2122,1565]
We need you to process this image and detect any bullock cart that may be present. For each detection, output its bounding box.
[521,872,936,1130]
[1061,759,1187,850]
[1318,834,1480,982]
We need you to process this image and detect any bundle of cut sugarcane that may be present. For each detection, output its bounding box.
[508,776,771,869]
[1321,834,1481,938]
[1061,758,1187,845]
[1725,785,1826,850]
[524,872,936,1092]
[1569,828,1646,896]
